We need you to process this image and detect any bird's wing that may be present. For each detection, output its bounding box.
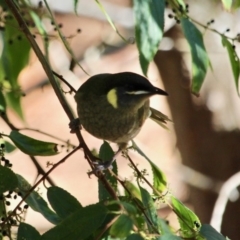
[149,107,172,130]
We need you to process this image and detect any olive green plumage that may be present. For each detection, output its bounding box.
[74,72,170,148]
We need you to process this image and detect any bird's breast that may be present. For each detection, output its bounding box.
[77,95,150,144]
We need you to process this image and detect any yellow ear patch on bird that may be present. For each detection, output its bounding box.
[107,88,118,109]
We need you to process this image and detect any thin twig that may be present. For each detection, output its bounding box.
[109,170,160,235]
[94,215,119,240]
[5,0,117,201]
[0,145,80,228]
[0,115,55,186]
[127,154,160,195]
[52,70,77,93]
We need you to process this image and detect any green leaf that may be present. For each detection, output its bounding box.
[126,233,145,240]
[47,186,82,220]
[1,16,31,118]
[133,0,165,75]
[151,161,167,193]
[121,202,137,215]
[159,218,182,239]
[43,0,88,75]
[222,0,232,11]
[40,203,108,240]
[158,218,172,235]
[17,222,41,240]
[74,0,79,14]
[98,141,117,201]
[110,214,133,239]
[176,0,186,8]
[160,234,182,240]
[4,140,16,153]
[124,180,142,200]
[132,141,167,193]
[139,185,160,234]
[171,196,201,238]
[222,36,240,95]
[200,224,226,240]
[0,165,18,195]
[0,90,6,112]
[30,11,49,59]
[9,130,59,156]
[16,174,61,225]
[181,18,209,95]
[95,0,127,43]
[233,0,240,8]
[0,0,8,9]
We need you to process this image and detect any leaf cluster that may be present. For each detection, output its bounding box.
[0,0,238,239]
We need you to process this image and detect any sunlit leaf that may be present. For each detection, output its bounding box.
[181,18,209,95]
[171,196,201,238]
[133,0,165,75]
[176,0,186,8]
[132,140,167,193]
[9,130,58,156]
[221,0,232,11]
[222,36,240,95]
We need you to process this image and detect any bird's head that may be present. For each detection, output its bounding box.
[105,72,168,110]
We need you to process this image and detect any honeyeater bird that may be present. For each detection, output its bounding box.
[72,72,170,170]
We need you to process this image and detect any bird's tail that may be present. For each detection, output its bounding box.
[149,107,172,130]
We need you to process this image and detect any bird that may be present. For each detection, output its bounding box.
[72,72,170,170]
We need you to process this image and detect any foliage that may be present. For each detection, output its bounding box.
[0,0,238,239]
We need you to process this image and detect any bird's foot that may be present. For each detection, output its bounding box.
[88,158,115,176]
[69,118,81,133]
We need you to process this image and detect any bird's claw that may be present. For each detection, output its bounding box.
[88,160,114,176]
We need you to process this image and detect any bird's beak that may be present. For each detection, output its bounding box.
[154,87,168,96]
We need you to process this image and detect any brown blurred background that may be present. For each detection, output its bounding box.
[1,0,240,238]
